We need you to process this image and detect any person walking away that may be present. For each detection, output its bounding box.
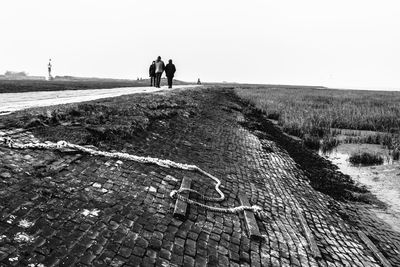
[149,61,156,86]
[165,59,176,88]
[154,56,165,88]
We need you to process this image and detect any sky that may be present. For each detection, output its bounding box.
[1,0,399,89]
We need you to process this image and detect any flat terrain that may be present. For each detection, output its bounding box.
[0,86,400,266]
[0,85,198,115]
[0,79,188,94]
[236,86,400,136]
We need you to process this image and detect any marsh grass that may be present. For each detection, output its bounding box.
[235,86,400,159]
[392,149,400,160]
[321,136,341,153]
[303,135,320,150]
[349,152,384,166]
[236,86,400,134]
[343,133,394,147]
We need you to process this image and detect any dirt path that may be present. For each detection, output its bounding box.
[0,85,199,115]
[0,87,399,266]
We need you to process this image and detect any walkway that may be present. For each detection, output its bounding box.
[0,85,199,115]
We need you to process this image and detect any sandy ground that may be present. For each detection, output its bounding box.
[0,85,200,115]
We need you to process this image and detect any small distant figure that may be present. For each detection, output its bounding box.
[197,78,201,85]
[48,59,52,80]
[165,59,176,89]
[149,61,156,86]
[154,56,165,88]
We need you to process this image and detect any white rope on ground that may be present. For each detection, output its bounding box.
[0,136,261,215]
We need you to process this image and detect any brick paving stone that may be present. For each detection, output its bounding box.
[183,255,195,267]
[149,237,162,251]
[118,246,133,258]
[80,251,97,265]
[59,255,78,266]
[132,246,146,257]
[0,251,8,261]
[185,239,197,257]
[170,254,183,266]
[159,248,172,260]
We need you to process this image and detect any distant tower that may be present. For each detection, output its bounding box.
[197,78,201,85]
[48,59,53,80]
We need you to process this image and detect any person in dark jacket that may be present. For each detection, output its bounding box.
[149,61,156,87]
[164,59,176,88]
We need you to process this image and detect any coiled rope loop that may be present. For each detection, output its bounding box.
[0,136,261,214]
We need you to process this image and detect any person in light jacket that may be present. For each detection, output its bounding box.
[154,56,165,88]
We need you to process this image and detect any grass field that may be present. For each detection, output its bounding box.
[235,86,400,155]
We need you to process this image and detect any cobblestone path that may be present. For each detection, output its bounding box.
[0,88,400,266]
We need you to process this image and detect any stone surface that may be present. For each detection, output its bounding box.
[173,177,192,220]
[0,87,399,266]
[238,194,262,241]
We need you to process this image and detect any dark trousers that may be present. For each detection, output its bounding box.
[155,72,162,88]
[150,76,155,86]
[167,76,174,88]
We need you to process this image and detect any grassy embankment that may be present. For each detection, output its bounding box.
[0,78,189,93]
[1,89,198,152]
[235,86,400,162]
